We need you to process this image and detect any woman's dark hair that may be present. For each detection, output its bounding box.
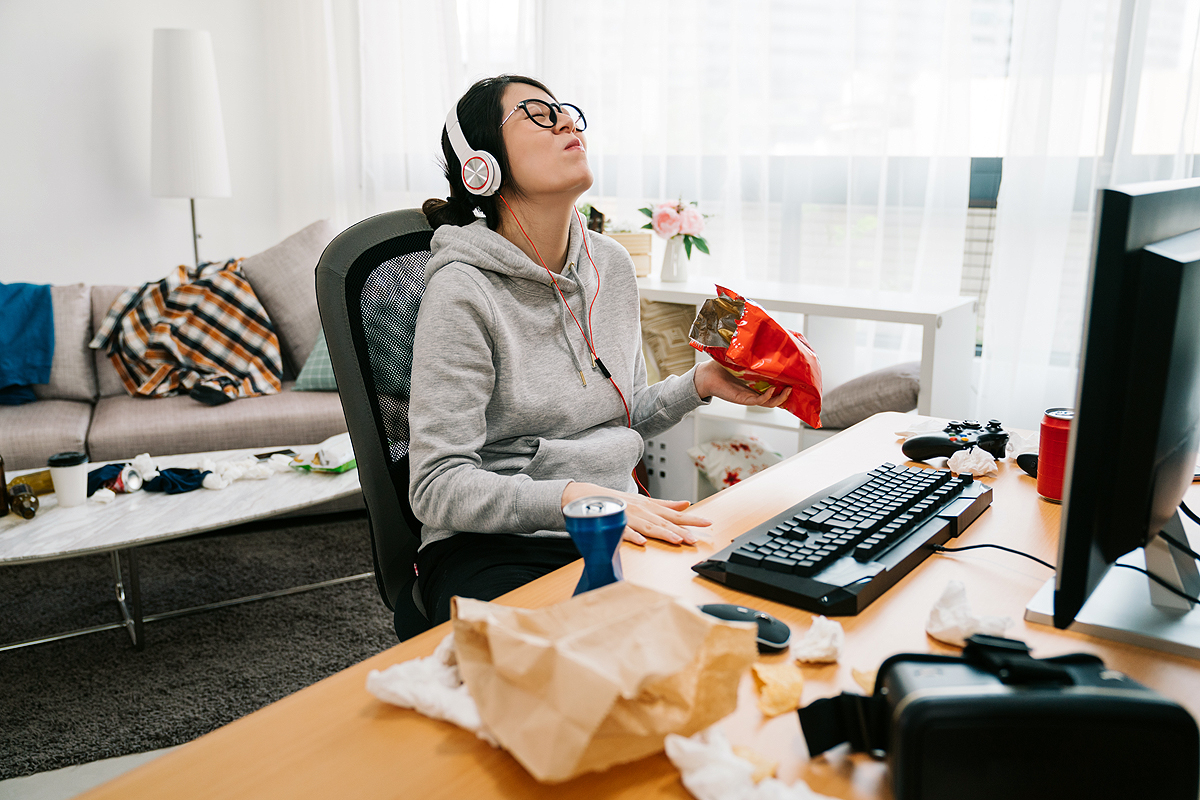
[422,74,555,230]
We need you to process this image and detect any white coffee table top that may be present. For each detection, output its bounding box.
[0,446,362,565]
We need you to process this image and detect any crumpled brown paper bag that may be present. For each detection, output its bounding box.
[451,581,759,783]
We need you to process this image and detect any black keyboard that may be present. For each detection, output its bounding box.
[692,463,993,616]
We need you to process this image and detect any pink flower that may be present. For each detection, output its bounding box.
[679,206,704,236]
[651,204,681,238]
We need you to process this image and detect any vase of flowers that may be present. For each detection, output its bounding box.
[640,200,709,283]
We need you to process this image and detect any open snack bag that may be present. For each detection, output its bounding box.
[451,582,759,783]
[689,285,823,427]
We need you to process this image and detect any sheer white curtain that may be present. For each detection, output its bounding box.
[262,0,362,236]
[355,0,974,385]
[977,0,1200,429]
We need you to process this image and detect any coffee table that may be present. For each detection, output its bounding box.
[0,445,365,652]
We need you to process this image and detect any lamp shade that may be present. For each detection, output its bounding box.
[150,29,231,198]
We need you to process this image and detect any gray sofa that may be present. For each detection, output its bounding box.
[0,221,355,510]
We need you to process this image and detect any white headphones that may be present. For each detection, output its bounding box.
[445,102,501,197]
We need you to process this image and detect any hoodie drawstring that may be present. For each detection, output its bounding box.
[558,262,590,386]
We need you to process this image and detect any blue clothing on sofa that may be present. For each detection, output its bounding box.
[0,282,54,405]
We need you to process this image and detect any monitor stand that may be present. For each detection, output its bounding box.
[1025,512,1200,661]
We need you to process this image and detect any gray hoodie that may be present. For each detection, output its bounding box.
[408,215,707,548]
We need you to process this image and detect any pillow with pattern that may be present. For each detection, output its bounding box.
[687,436,781,490]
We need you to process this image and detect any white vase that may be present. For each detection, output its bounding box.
[660,236,687,282]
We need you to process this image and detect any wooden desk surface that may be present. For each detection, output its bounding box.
[80,413,1200,800]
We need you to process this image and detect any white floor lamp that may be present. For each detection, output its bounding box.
[150,29,231,269]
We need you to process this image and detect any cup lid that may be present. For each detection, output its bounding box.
[47,451,88,467]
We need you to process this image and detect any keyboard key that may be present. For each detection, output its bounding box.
[730,550,765,567]
[763,556,797,572]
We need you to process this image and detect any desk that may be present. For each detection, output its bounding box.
[637,277,977,419]
[79,413,1200,800]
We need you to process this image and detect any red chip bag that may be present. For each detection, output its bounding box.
[688,285,823,428]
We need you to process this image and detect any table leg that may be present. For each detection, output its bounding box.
[111,549,145,651]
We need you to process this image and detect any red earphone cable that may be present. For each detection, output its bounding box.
[496,194,649,496]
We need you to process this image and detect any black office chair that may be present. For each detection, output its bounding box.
[314,209,434,641]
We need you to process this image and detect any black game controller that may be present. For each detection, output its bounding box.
[902,419,1009,462]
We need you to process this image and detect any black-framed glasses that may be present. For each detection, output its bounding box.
[500,99,587,132]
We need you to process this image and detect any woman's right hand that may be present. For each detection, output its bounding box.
[561,482,711,546]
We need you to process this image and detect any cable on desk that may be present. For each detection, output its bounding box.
[1159,529,1200,562]
[931,543,1055,571]
[1113,563,1200,604]
[1181,501,1200,527]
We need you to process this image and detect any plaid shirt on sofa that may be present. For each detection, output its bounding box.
[89,260,283,403]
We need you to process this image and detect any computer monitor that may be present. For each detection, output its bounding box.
[1024,177,1200,660]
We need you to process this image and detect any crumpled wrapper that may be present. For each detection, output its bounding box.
[925,580,1012,647]
[946,446,998,477]
[689,285,823,428]
[451,581,759,783]
[791,616,844,663]
[665,727,837,800]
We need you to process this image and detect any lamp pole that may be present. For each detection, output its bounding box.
[190,198,200,268]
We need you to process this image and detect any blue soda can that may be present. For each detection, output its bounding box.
[563,496,627,595]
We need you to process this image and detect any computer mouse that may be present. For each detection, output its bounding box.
[699,603,792,653]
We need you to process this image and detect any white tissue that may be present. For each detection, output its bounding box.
[199,455,278,490]
[365,634,497,746]
[946,446,997,477]
[318,432,355,469]
[894,419,946,440]
[792,616,844,663]
[1008,431,1038,458]
[665,728,837,800]
[130,453,160,481]
[92,488,116,504]
[267,453,293,472]
[925,580,1012,647]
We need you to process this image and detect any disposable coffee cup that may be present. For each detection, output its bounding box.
[47,451,89,508]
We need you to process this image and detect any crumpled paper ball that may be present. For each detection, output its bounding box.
[946,446,998,477]
[91,487,116,504]
[365,633,497,746]
[792,616,844,663]
[130,453,160,481]
[925,579,1012,647]
[665,727,837,800]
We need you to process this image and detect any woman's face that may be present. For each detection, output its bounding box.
[498,83,593,200]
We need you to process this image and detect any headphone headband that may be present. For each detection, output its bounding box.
[445,102,501,197]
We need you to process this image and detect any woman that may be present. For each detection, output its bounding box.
[410,75,791,624]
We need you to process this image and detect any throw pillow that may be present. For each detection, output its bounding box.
[33,283,98,402]
[240,220,338,378]
[687,436,782,490]
[294,330,337,391]
[819,361,921,430]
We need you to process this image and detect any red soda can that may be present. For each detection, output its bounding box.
[105,465,144,494]
[1037,408,1074,502]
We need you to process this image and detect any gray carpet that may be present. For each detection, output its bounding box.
[0,512,399,780]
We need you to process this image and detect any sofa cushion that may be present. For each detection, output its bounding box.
[294,330,337,391]
[31,284,97,402]
[0,399,92,471]
[819,361,921,430]
[86,382,348,462]
[91,284,132,397]
[240,220,338,379]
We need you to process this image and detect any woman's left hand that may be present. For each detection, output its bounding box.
[693,360,792,409]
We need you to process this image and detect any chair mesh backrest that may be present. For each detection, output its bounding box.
[359,251,428,464]
[317,213,433,611]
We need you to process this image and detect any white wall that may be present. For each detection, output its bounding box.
[0,0,342,287]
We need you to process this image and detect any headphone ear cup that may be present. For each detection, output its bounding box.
[461,150,501,197]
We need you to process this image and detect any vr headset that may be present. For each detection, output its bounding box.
[798,635,1199,800]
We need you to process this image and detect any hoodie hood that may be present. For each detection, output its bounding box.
[426,214,589,294]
